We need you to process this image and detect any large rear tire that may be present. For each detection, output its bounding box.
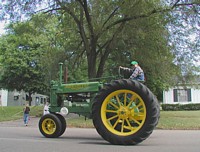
[92,79,159,145]
[39,113,62,138]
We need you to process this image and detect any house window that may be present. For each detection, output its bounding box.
[14,95,19,100]
[173,89,191,102]
[41,98,44,104]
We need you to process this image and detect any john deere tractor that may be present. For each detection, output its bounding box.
[39,63,160,145]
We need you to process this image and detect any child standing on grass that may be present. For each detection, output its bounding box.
[23,104,30,126]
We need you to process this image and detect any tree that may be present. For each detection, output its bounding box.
[167,1,200,77]
[0,26,47,105]
[103,11,181,100]
[0,13,89,102]
[1,0,200,100]
[1,0,199,79]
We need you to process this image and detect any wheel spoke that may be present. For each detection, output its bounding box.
[115,95,121,107]
[130,117,141,126]
[138,107,144,111]
[123,118,138,131]
[108,101,119,109]
[124,93,127,106]
[107,114,118,121]
[105,109,118,113]
[134,116,144,121]
[127,95,137,107]
[121,119,125,132]
[136,102,143,108]
[125,118,132,130]
[113,118,121,129]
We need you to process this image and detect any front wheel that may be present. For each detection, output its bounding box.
[39,113,62,138]
[92,79,159,145]
[56,114,67,137]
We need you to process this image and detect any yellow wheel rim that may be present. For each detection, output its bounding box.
[101,89,146,136]
[42,118,57,135]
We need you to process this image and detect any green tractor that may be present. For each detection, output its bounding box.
[39,63,160,145]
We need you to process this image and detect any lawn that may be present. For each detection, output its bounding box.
[0,106,200,130]
[67,111,200,130]
[157,111,200,130]
[0,106,43,122]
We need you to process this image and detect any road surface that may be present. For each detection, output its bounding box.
[0,117,199,152]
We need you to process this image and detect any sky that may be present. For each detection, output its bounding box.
[0,21,6,35]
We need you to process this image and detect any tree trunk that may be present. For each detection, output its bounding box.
[96,49,110,78]
[87,48,97,79]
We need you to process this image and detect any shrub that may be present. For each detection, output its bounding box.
[161,103,200,111]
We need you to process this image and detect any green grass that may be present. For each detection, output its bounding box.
[67,116,94,128]
[67,111,200,130]
[157,111,200,130]
[1,106,200,130]
[0,106,43,122]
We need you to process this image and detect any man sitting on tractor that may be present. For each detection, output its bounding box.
[120,61,145,82]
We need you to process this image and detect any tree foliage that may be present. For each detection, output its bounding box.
[0,0,200,100]
[167,0,200,76]
[0,32,47,104]
[1,0,199,77]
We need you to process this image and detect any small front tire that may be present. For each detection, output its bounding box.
[56,114,67,137]
[39,113,62,138]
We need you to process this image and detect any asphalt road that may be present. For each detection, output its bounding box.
[0,117,200,152]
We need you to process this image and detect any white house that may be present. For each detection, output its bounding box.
[163,84,200,104]
[0,89,48,106]
[0,89,8,106]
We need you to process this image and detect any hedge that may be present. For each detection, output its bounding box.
[161,103,200,111]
